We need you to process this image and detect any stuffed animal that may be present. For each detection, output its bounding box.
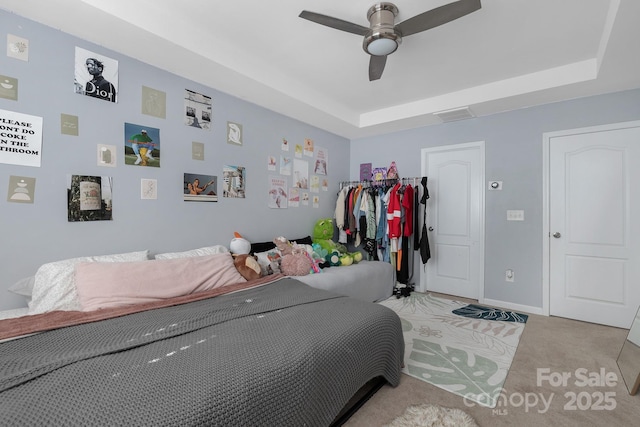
[326,250,341,267]
[339,253,354,266]
[280,243,312,276]
[233,254,262,281]
[273,236,293,256]
[230,231,251,255]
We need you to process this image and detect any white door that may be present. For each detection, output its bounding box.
[420,142,484,299]
[548,122,640,328]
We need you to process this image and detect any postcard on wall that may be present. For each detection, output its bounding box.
[0,75,18,101]
[184,172,217,202]
[184,89,212,130]
[268,176,288,209]
[322,178,329,192]
[360,163,372,181]
[310,175,320,193]
[281,137,289,151]
[312,195,320,208]
[227,122,243,145]
[289,188,300,208]
[192,141,204,160]
[141,179,157,200]
[74,47,118,103]
[372,167,387,182]
[293,159,309,189]
[314,146,328,175]
[280,155,292,175]
[60,113,79,136]
[304,138,314,157]
[294,143,303,158]
[7,34,29,61]
[223,165,246,198]
[141,86,166,119]
[0,109,43,167]
[302,192,309,206]
[7,175,35,204]
[124,123,160,167]
[268,155,276,171]
[67,175,113,222]
[97,144,116,167]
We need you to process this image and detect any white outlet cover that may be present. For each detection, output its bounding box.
[507,210,525,221]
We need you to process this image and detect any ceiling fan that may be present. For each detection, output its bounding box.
[299,0,481,81]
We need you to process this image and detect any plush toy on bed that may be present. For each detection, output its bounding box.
[275,237,312,276]
[312,218,363,267]
[230,231,251,255]
[233,254,262,281]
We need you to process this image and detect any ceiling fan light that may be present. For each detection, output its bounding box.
[366,37,398,56]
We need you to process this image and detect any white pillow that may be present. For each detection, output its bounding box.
[254,249,282,275]
[8,276,36,298]
[154,245,229,260]
[28,250,149,314]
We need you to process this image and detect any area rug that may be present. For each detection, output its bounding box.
[379,293,528,408]
[384,404,478,427]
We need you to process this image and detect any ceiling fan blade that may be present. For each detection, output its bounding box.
[299,11,369,36]
[395,0,481,37]
[369,55,387,81]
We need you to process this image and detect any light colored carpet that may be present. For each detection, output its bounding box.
[345,294,640,427]
[384,404,478,427]
[379,293,526,408]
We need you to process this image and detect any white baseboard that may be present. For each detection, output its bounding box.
[480,298,546,316]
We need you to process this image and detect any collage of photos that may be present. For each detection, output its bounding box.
[267,137,329,209]
[3,43,331,216]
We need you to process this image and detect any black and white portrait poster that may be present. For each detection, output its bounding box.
[74,47,119,103]
[184,89,212,130]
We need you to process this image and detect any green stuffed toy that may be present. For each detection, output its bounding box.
[313,218,363,266]
[313,218,338,254]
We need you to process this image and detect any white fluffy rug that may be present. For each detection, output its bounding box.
[384,404,478,427]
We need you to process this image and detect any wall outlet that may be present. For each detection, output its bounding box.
[507,210,524,221]
[505,269,515,282]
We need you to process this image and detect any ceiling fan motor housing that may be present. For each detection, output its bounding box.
[363,2,402,56]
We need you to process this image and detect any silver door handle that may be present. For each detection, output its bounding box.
[428,227,434,231]
[553,232,561,238]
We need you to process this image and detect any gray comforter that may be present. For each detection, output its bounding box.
[0,278,404,426]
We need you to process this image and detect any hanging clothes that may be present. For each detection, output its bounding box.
[419,177,431,264]
[414,185,420,249]
[386,182,402,263]
[335,187,347,243]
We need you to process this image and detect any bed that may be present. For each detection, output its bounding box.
[250,237,396,303]
[0,250,404,427]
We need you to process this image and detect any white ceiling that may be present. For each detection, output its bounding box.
[2,0,640,139]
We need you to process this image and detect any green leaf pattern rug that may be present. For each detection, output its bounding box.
[379,293,527,408]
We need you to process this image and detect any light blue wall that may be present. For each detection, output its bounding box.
[350,88,640,310]
[0,11,349,310]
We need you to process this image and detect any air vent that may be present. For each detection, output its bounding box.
[433,106,475,123]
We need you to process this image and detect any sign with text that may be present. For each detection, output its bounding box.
[0,109,43,167]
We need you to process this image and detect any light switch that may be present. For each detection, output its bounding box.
[507,210,524,221]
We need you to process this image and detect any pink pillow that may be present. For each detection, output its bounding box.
[75,253,246,311]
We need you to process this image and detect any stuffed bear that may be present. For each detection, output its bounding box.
[273,236,293,256]
[280,242,312,276]
[233,254,262,281]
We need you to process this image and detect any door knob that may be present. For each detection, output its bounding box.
[428,227,434,231]
[553,232,561,238]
